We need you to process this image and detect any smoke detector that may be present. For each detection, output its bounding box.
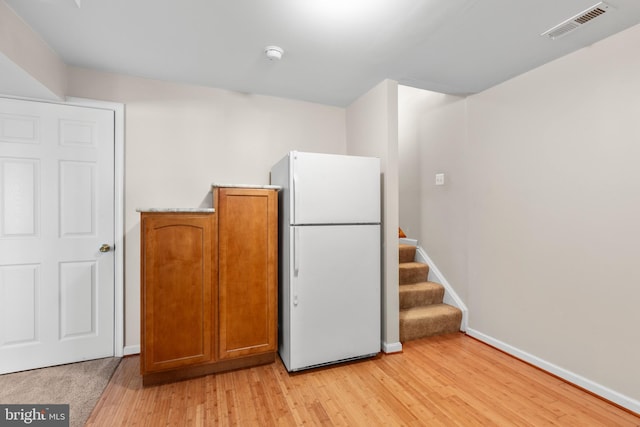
[541,2,612,40]
[265,46,284,61]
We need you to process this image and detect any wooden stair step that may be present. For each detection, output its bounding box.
[399,281,444,310]
[399,304,462,342]
[399,244,416,263]
[399,262,429,285]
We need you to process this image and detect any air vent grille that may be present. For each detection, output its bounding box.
[541,2,611,40]
[547,22,580,39]
[575,7,606,24]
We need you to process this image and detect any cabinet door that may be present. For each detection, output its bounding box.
[141,214,214,373]
[217,188,277,360]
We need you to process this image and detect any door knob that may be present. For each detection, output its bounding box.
[99,244,112,253]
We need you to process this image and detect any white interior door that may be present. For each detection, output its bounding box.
[0,97,115,373]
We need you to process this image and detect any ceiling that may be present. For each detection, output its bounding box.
[5,0,640,106]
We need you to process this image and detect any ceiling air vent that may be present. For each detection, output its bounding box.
[541,2,611,40]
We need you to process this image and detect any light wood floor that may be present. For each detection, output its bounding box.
[86,333,640,426]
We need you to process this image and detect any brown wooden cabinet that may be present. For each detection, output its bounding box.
[215,187,278,360]
[140,213,215,376]
[139,185,278,385]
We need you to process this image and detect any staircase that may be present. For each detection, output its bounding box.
[399,244,462,342]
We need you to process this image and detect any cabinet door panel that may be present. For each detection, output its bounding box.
[218,189,277,359]
[141,214,213,373]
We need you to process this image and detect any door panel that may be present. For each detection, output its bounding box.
[59,261,96,338]
[1,157,39,237]
[0,97,115,374]
[60,161,95,236]
[141,214,213,373]
[0,264,38,345]
[0,113,39,143]
[218,188,277,360]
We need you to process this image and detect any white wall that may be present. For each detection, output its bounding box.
[346,79,400,351]
[397,86,424,239]
[400,23,640,408]
[0,1,66,99]
[466,24,640,405]
[397,86,468,302]
[67,67,347,348]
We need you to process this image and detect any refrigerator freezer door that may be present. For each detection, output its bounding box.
[289,224,380,371]
[292,152,380,225]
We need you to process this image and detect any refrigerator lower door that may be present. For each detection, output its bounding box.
[288,224,380,371]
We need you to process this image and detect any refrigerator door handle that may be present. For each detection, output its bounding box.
[293,226,299,307]
[292,172,298,224]
[294,226,300,277]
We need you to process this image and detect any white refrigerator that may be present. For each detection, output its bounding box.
[271,151,381,372]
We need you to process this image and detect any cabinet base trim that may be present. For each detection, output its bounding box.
[142,352,276,386]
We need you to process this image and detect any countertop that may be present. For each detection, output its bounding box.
[212,183,281,190]
[137,184,280,213]
[136,208,215,213]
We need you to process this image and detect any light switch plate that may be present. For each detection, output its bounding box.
[435,173,445,186]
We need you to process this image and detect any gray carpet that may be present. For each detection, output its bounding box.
[0,357,121,427]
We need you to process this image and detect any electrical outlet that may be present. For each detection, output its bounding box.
[435,173,445,186]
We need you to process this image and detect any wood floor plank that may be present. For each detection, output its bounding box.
[86,333,640,426]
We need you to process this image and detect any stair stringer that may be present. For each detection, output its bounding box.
[400,238,468,331]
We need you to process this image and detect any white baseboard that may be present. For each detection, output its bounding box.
[123,345,140,356]
[466,328,640,414]
[382,341,403,354]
